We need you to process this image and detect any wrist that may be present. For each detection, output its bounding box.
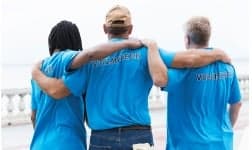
[148,43,157,50]
[213,50,222,61]
[32,69,39,80]
[124,41,131,48]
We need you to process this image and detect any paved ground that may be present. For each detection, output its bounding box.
[2,101,249,150]
[151,101,250,150]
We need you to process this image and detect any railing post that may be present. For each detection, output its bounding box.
[6,94,14,125]
[18,94,26,113]
[0,75,249,126]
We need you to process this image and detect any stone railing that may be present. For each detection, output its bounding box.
[1,75,249,126]
[1,88,31,126]
[238,74,249,102]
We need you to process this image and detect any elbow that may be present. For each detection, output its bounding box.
[233,101,242,108]
[47,89,64,100]
[31,114,35,123]
[230,101,242,112]
[153,75,168,87]
[46,80,70,99]
[31,111,36,128]
[236,101,242,109]
[87,50,96,60]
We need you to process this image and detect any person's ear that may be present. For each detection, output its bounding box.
[128,25,133,34]
[103,24,108,34]
[184,35,190,48]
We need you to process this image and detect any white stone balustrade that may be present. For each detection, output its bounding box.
[1,75,249,126]
[1,88,31,126]
[238,74,249,101]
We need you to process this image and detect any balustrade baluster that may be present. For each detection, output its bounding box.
[0,76,249,126]
[18,94,26,112]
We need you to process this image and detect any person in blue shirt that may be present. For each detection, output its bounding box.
[31,5,231,149]
[30,20,143,150]
[162,16,242,150]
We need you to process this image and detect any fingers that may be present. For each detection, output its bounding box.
[224,56,232,64]
[128,38,142,45]
[34,60,42,69]
[141,39,156,44]
[125,38,142,49]
[140,39,157,47]
[217,49,232,64]
[127,37,157,49]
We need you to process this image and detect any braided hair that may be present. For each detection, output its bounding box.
[48,20,83,55]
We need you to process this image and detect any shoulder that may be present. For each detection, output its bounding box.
[41,52,63,67]
[127,46,148,52]
[61,50,79,59]
[216,62,236,72]
[121,46,148,59]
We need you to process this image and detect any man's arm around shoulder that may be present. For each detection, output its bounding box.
[142,39,168,87]
[31,62,70,99]
[172,49,231,68]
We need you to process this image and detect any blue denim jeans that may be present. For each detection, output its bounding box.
[89,126,154,150]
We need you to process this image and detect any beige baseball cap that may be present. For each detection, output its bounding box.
[105,5,132,27]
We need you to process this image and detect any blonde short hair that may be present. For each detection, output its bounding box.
[184,16,211,46]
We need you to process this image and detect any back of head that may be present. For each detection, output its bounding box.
[48,20,83,55]
[184,16,211,47]
[104,5,132,36]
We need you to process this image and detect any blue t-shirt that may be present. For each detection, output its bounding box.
[63,38,175,130]
[30,50,86,150]
[163,52,241,150]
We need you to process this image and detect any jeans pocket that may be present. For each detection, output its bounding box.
[89,144,112,150]
[126,130,154,146]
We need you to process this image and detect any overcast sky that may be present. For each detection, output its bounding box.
[2,0,250,64]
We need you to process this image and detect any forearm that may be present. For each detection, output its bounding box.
[32,68,70,99]
[148,43,167,87]
[229,102,242,127]
[71,42,129,69]
[189,50,221,67]
[172,49,229,68]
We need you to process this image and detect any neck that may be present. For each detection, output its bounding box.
[108,34,129,40]
[188,43,208,49]
[55,49,60,52]
[52,49,60,54]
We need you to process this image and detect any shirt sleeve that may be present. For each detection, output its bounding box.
[62,65,88,97]
[161,68,188,92]
[228,71,242,104]
[31,79,41,110]
[159,48,176,68]
[61,50,80,71]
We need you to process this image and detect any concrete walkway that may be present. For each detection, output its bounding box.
[151,101,250,150]
[2,101,249,150]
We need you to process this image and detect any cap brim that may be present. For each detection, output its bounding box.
[106,23,130,28]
